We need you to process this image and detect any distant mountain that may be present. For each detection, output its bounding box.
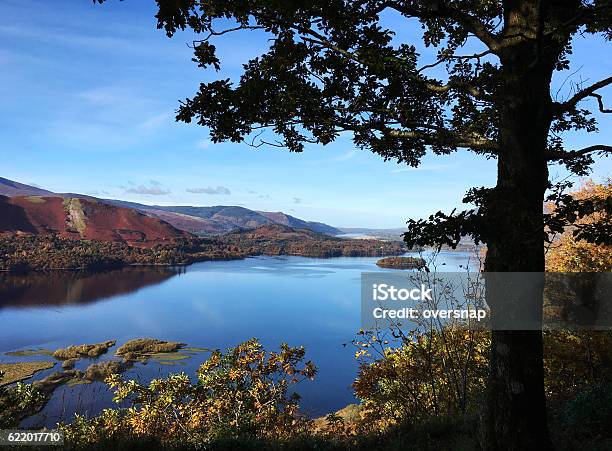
[0,177,343,236]
[256,211,340,235]
[338,227,406,241]
[104,201,342,235]
[225,223,327,240]
[0,195,191,246]
[0,177,53,197]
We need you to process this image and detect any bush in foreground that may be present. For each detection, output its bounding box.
[60,339,317,448]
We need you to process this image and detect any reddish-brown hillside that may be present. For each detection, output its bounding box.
[0,195,192,247]
[229,223,324,240]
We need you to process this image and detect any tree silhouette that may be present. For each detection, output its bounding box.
[97,0,611,448]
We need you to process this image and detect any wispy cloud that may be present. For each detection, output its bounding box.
[306,149,359,166]
[186,186,231,195]
[78,87,125,106]
[0,24,184,59]
[139,112,173,130]
[196,139,212,149]
[333,149,358,161]
[46,83,178,150]
[293,197,302,204]
[123,181,170,196]
[390,164,451,173]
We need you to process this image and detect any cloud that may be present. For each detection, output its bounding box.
[390,164,450,173]
[333,149,358,161]
[78,87,125,106]
[186,186,231,195]
[293,197,302,204]
[196,139,212,149]
[123,182,170,196]
[139,112,173,130]
[306,149,359,165]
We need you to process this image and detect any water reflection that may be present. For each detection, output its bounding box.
[0,252,474,421]
[0,267,183,309]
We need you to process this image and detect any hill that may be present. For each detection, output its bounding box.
[0,195,191,247]
[256,211,339,235]
[216,223,405,258]
[0,177,342,236]
[0,223,405,272]
[105,201,342,235]
[0,177,53,197]
[225,223,325,240]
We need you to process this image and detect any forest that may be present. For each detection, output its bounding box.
[0,226,405,272]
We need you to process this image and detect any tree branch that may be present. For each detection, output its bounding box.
[299,33,483,97]
[553,76,612,114]
[387,129,497,150]
[417,49,495,73]
[589,93,611,113]
[547,144,612,161]
[544,1,612,37]
[386,2,500,51]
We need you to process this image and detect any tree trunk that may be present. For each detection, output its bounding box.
[483,10,556,446]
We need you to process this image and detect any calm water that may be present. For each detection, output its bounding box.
[0,251,475,426]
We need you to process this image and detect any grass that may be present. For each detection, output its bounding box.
[83,360,130,382]
[116,338,185,361]
[53,340,117,360]
[0,361,56,386]
[5,349,54,357]
[24,196,46,204]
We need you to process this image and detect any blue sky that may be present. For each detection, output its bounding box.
[1,0,610,228]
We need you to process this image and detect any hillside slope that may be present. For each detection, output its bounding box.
[103,201,343,236]
[256,211,340,235]
[0,177,342,236]
[0,177,53,197]
[0,196,191,246]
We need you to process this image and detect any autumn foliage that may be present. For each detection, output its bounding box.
[546,179,612,272]
[60,339,317,447]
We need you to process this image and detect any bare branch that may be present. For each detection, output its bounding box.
[589,93,611,113]
[553,76,612,114]
[417,49,495,73]
[387,129,498,150]
[547,144,612,161]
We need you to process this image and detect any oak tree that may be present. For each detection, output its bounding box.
[97,0,612,448]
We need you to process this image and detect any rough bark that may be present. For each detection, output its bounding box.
[483,1,559,448]
[483,82,552,449]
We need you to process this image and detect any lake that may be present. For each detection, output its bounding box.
[0,250,476,427]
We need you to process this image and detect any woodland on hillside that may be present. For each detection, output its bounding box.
[0,228,405,272]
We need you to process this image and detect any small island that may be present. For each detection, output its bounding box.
[376,256,427,270]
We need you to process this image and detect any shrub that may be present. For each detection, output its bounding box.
[0,372,45,428]
[60,339,317,447]
[353,327,489,431]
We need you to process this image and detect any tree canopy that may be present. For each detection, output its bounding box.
[96,0,611,249]
[94,1,611,447]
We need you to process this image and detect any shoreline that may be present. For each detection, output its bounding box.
[0,245,479,274]
[0,250,409,274]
